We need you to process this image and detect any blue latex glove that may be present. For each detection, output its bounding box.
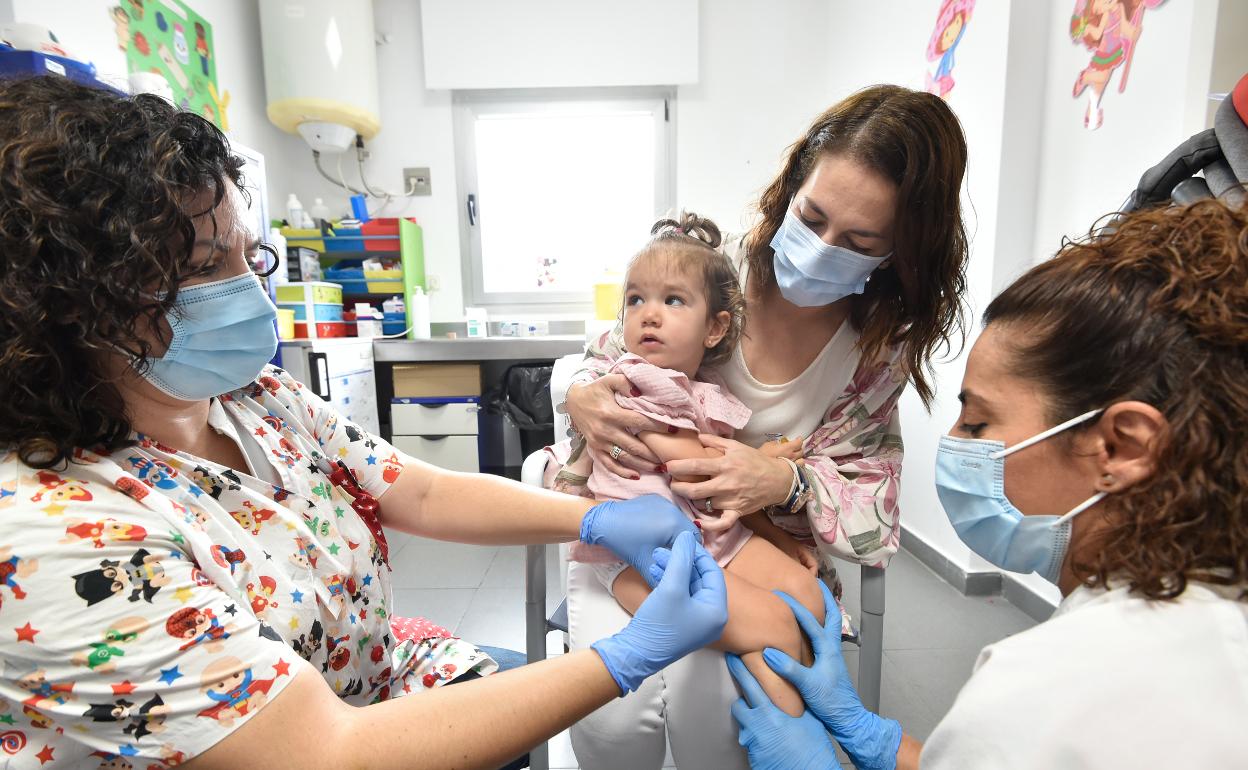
[762,580,902,770]
[580,494,699,586]
[726,653,841,770]
[591,531,727,694]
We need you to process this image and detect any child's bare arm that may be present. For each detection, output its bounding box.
[639,428,723,483]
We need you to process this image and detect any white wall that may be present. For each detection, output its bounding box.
[675,0,833,233]
[1029,0,1221,264]
[821,0,1021,585]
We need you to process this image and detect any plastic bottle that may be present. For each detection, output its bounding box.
[309,197,331,228]
[410,286,431,339]
[285,193,305,229]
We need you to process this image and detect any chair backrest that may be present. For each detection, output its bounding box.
[549,353,583,441]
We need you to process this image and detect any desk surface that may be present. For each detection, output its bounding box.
[373,336,586,362]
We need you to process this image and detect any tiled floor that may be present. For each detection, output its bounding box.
[386,528,1038,769]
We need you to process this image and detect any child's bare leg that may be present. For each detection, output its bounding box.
[611,539,824,717]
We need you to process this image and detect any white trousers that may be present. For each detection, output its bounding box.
[567,559,751,770]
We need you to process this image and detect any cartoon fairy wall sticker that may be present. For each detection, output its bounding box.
[925,0,975,99]
[1070,0,1169,130]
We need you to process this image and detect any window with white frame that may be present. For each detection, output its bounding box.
[454,89,675,308]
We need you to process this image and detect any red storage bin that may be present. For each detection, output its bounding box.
[293,321,350,339]
[360,217,414,251]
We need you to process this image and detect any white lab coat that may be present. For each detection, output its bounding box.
[922,580,1248,768]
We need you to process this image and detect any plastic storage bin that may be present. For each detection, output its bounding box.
[279,226,324,251]
[278,302,343,322]
[293,321,349,339]
[324,227,363,252]
[365,268,403,293]
[360,217,412,250]
[276,282,342,305]
[323,262,369,295]
[382,311,406,335]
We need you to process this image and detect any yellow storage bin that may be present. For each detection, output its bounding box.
[280,226,324,251]
[275,281,343,305]
[276,308,296,340]
[365,268,403,294]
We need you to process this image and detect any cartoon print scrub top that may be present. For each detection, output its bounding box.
[0,366,495,768]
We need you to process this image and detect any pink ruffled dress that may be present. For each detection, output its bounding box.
[552,353,753,568]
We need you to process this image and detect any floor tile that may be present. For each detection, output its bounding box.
[481,544,565,591]
[390,588,477,633]
[456,587,527,649]
[388,538,499,589]
[884,648,980,724]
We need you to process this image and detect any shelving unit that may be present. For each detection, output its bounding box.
[281,219,426,339]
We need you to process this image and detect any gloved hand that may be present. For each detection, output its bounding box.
[762,580,902,770]
[580,494,699,586]
[726,653,842,770]
[591,531,727,694]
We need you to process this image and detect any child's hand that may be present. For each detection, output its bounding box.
[792,544,819,576]
[699,508,743,533]
[759,437,804,461]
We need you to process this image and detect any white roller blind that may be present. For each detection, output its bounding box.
[420,0,698,90]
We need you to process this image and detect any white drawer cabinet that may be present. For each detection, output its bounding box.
[392,401,480,435]
[392,435,480,473]
[391,397,481,473]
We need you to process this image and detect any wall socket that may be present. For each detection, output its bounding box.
[403,167,432,196]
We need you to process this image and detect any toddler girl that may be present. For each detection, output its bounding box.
[549,213,825,716]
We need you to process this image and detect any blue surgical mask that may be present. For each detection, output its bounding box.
[934,409,1107,584]
[770,209,888,307]
[140,272,278,400]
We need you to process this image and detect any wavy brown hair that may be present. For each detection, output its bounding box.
[746,85,968,407]
[0,76,243,469]
[985,200,1248,601]
[627,212,745,370]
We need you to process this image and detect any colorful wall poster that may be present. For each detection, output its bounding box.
[1070,0,1169,130]
[925,0,975,99]
[110,0,228,128]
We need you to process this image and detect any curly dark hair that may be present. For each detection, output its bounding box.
[626,211,746,370]
[746,85,969,408]
[984,199,1248,601]
[0,76,244,469]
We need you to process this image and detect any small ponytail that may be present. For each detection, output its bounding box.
[650,211,723,250]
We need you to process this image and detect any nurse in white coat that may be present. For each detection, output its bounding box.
[729,198,1248,769]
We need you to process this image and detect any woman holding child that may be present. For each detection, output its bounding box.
[557,85,971,769]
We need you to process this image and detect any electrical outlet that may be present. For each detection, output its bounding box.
[403,167,432,196]
[426,274,441,292]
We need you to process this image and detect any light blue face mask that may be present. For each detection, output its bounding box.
[934,409,1108,584]
[770,209,889,307]
[140,272,278,400]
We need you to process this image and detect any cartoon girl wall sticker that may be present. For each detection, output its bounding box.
[1070,0,1169,130]
[925,0,975,99]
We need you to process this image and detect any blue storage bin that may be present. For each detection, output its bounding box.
[323,260,368,294]
[278,302,343,322]
[382,312,406,335]
[324,227,363,252]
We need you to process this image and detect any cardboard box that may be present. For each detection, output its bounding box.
[392,364,481,398]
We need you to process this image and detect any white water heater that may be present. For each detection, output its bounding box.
[259,0,381,153]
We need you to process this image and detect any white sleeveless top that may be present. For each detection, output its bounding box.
[715,250,861,448]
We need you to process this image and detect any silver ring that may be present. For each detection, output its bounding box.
[610,444,624,460]
[703,498,714,513]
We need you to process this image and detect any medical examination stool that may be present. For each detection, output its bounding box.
[520,355,886,770]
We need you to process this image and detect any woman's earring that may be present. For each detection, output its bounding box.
[1101,473,1115,488]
